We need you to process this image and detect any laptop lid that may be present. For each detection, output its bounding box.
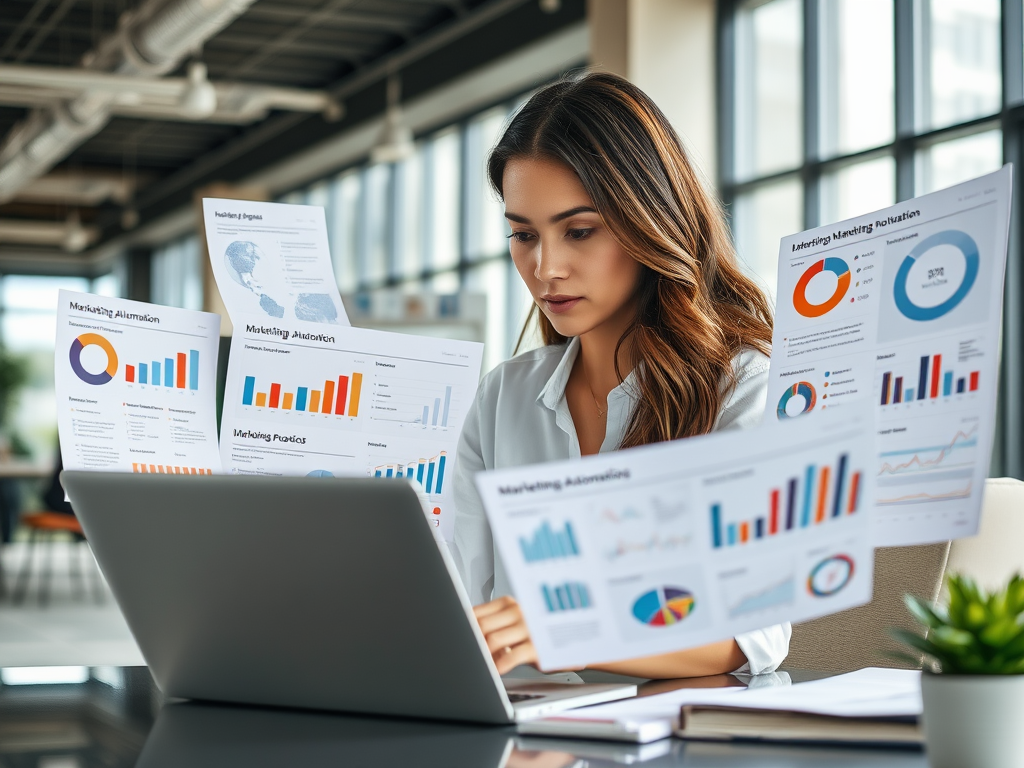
[61,471,515,724]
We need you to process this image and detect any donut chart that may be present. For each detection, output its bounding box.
[793,257,851,318]
[631,587,695,627]
[776,381,816,420]
[69,333,118,385]
[808,554,854,597]
[893,230,979,321]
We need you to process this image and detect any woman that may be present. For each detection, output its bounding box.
[451,72,789,679]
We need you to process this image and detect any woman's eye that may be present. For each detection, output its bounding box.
[508,231,535,243]
[567,228,593,241]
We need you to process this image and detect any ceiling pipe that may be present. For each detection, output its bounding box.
[0,63,332,124]
[0,0,257,204]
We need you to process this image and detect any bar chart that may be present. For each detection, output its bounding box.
[132,463,214,474]
[241,371,363,415]
[879,353,980,406]
[519,520,580,562]
[370,376,458,428]
[709,453,861,548]
[125,349,200,391]
[541,581,592,612]
[373,450,447,494]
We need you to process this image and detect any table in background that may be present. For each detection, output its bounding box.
[0,666,928,767]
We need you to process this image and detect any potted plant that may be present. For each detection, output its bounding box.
[894,573,1024,768]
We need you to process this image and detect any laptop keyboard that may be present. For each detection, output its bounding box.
[507,693,545,703]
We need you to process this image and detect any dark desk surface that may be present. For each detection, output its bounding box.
[0,666,929,767]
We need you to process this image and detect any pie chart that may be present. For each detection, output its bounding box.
[793,257,851,318]
[808,554,855,597]
[776,381,816,419]
[893,230,979,321]
[631,586,696,627]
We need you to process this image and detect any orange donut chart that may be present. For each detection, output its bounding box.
[793,257,851,318]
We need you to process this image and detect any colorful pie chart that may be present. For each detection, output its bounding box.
[893,230,979,321]
[631,586,696,627]
[777,381,816,420]
[793,257,851,318]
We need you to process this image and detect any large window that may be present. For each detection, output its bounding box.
[2,274,121,462]
[720,0,1024,473]
[282,96,535,372]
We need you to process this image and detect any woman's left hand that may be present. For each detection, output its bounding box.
[473,595,539,675]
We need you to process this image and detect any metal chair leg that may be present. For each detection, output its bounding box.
[39,530,54,607]
[13,528,37,605]
[69,537,84,601]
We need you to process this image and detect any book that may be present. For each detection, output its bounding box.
[675,668,923,746]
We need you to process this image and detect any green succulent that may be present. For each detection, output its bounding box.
[892,573,1024,675]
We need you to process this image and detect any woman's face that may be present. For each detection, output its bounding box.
[502,156,643,340]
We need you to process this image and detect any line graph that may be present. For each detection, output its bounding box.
[726,576,796,618]
[877,481,973,507]
[603,533,692,562]
[878,427,977,477]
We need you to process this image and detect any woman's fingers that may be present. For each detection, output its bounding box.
[494,638,538,675]
[473,594,517,620]
[476,603,523,637]
[484,620,531,655]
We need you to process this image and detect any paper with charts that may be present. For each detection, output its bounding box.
[203,198,349,326]
[765,166,1011,547]
[475,413,874,671]
[55,290,222,476]
[219,314,482,540]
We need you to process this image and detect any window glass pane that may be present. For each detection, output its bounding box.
[465,107,510,261]
[921,0,1001,130]
[428,128,461,271]
[735,0,803,179]
[360,164,391,287]
[916,128,1003,194]
[430,270,460,293]
[732,178,804,300]
[820,0,894,156]
[465,259,509,372]
[152,237,202,310]
[395,147,424,280]
[3,275,88,311]
[331,171,360,292]
[91,272,122,298]
[821,156,896,225]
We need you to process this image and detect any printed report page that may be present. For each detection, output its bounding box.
[55,290,222,475]
[219,315,482,540]
[203,197,349,326]
[476,412,874,671]
[765,166,1011,546]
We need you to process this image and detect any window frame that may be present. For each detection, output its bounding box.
[717,0,1024,477]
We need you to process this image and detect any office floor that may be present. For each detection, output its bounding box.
[0,540,144,667]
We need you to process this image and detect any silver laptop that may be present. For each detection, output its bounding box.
[61,471,635,723]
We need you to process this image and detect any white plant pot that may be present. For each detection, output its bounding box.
[921,672,1024,768]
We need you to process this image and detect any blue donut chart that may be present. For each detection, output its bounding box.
[893,230,979,321]
[776,381,816,420]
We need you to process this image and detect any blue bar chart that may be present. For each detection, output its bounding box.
[541,581,592,612]
[373,451,448,494]
[519,520,580,562]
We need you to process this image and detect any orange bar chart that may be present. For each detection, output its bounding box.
[241,371,363,415]
[132,463,213,474]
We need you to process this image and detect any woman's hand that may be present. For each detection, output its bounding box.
[473,595,539,675]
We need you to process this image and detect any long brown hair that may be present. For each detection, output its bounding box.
[488,72,773,448]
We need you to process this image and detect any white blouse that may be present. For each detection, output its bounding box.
[451,337,791,676]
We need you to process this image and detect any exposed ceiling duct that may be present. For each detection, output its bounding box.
[0,63,334,125]
[0,0,259,205]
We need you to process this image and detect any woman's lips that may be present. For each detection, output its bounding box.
[542,295,582,314]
